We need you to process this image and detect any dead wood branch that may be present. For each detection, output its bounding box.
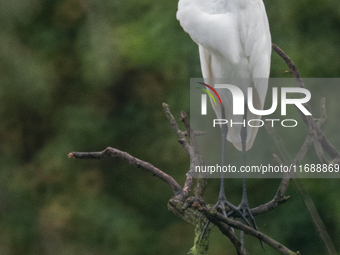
[69,104,292,255]
[68,148,183,197]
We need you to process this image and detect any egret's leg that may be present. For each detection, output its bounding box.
[200,106,230,240]
[200,106,249,240]
[216,106,229,215]
[238,107,264,249]
[213,106,251,218]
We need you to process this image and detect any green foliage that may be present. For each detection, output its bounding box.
[0,0,339,254]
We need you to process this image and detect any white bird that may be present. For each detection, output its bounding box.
[177,0,272,247]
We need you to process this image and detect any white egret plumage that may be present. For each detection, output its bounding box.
[177,0,272,247]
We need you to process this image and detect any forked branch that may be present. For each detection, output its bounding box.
[271,43,338,255]
[68,104,297,255]
[67,44,335,255]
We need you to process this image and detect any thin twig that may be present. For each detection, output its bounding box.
[68,148,183,197]
[163,103,195,200]
[183,131,207,137]
[272,43,330,164]
[163,103,191,156]
[294,179,338,255]
[264,122,292,166]
[179,111,207,200]
[293,133,313,166]
[250,193,290,216]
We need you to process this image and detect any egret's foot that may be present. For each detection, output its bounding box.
[200,197,250,241]
[228,200,264,250]
[220,198,250,226]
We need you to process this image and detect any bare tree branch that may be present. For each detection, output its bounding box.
[250,191,290,216]
[209,218,249,255]
[179,111,208,200]
[68,148,184,197]
[272,43,339,163]
[196,205,300,255]
[163,103,191,156]
[264,120,337,255]
[162,103,197,200]
[265,123,292,166]
[294,179,338,255]
[270,44,338,255]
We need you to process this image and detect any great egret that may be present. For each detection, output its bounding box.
[177,0,272,246]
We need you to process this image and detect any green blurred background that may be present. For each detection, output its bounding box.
[0,0,339,254]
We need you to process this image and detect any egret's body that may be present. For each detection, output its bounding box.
[177,0,271,150]
[177,0,272,245]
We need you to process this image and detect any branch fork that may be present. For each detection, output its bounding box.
[67,44,340,255]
